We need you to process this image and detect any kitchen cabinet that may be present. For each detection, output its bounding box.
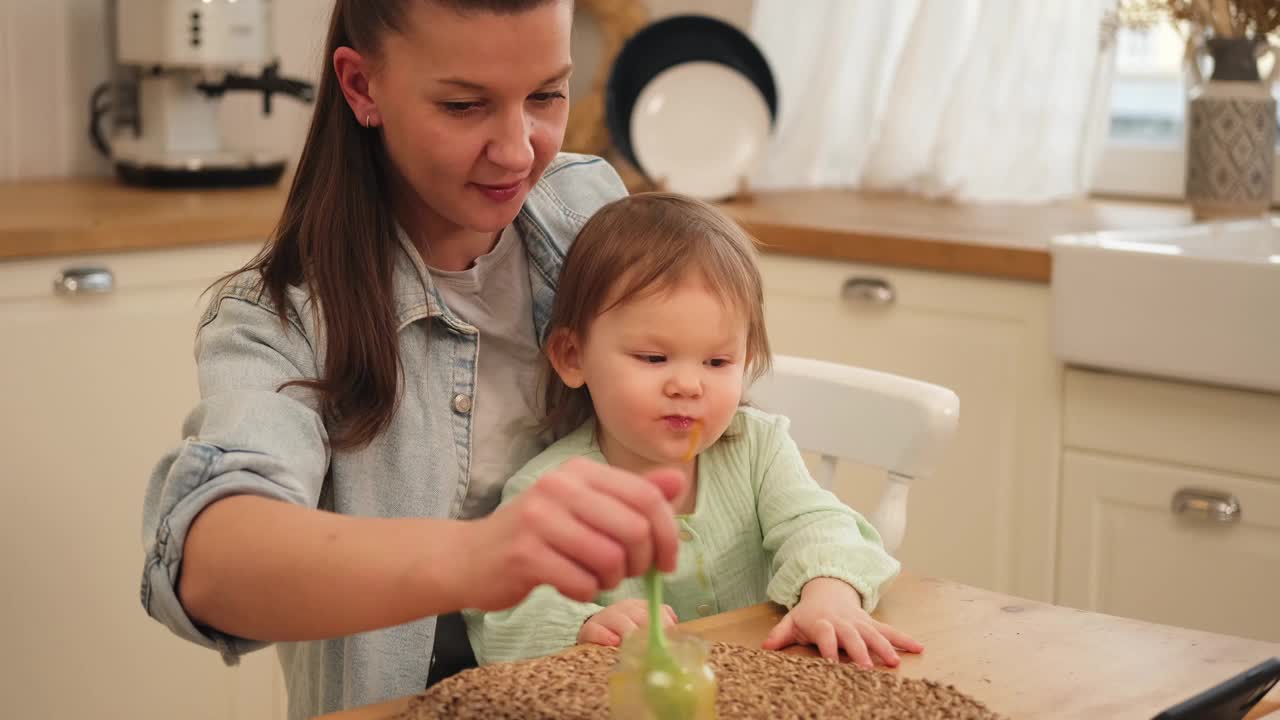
[0,242,285,719]
[756,253,1061,602]
[1057,368,1280,642]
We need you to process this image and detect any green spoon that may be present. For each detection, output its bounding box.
[643,567,698,719]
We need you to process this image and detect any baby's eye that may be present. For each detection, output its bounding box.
[636,354,666,364]
[707,358,732,368]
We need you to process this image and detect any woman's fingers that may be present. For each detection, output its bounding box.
[513,490,622,595]
[642,469,686,572]
[523,535,603,603]
[495,458,686,609]
[540,470,653,581]
[580,463,679,574]
[566,459,683,575]
[643,467,686,501]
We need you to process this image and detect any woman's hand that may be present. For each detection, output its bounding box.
[762,577,924,668]
[578,598,678,647]
[459,458,686,612]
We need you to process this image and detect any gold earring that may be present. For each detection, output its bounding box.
[364,113,372,129]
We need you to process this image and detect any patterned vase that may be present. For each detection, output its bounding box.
[1185,37,1277,219]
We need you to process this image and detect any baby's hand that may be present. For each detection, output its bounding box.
[578,598,678,647]
[762,577,924,668]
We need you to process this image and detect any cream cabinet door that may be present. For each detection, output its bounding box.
[756,254,1061,601]
[1057,450,1280,642]
[0,244,286,720]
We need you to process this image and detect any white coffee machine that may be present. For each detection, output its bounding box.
[92,0,314,187]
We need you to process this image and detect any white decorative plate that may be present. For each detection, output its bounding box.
[629,61,771,201]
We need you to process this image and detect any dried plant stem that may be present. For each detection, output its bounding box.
[1212,0,1236,36]
[1192,0,1215,32]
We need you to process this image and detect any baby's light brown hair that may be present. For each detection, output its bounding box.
[543,192,772,439]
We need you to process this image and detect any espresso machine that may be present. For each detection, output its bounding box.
[91,0,314,187]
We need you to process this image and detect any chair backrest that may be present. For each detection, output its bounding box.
[746,355,960,552]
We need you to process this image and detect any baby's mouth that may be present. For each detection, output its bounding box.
[663,415,697,431]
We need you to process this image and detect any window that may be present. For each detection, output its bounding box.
[1092,24,1280,202]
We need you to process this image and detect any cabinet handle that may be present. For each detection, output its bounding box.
[841,277,895,305]
[54,267,114,295]
[1171,488,1241,523]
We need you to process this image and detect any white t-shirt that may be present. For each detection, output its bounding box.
[427,225,549,519]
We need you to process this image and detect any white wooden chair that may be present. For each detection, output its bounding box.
[747,355,960,553]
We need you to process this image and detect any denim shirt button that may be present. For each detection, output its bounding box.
[452,393,473,414]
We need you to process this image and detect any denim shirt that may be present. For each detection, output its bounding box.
[139,153,627,720]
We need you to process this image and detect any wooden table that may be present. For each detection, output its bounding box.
[317,574,1279,719]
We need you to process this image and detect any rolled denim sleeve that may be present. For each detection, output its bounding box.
[140,285,330,664]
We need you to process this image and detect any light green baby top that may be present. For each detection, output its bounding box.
[463,406,901,665]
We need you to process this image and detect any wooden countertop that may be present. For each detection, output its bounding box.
[0,178,287,261]
[0,178,1196,283]
[720,190,1195,284]
[316,574,1280,720]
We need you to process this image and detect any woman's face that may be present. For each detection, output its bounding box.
[367,1,573,236]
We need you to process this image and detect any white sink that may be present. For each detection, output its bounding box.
[1051,218,1280,394]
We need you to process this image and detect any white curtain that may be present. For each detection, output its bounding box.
[748,0,1118,203]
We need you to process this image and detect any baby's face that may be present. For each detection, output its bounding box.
[578,275,748,473]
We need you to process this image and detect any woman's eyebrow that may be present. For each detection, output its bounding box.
[436,64,573,91]
[437,77,487,91]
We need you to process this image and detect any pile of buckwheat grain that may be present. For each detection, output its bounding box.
[396,643,1005,719]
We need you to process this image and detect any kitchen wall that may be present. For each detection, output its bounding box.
[0,0,753,182]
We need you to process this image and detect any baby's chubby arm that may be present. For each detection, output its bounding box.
[753,413,900,611]
[751,412,921,665]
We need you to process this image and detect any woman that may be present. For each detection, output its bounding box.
[139,2,682,718]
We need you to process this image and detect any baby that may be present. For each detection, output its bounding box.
[464,192,921,668]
